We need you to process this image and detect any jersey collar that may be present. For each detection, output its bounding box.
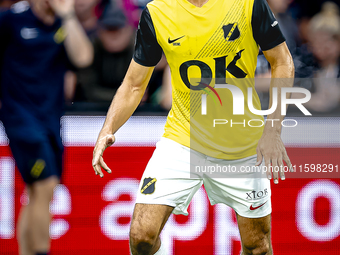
[176,0,218,15]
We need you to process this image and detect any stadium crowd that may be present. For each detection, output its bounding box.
[1,0,340,115]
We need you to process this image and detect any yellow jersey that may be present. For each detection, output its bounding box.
[134,0,285,159]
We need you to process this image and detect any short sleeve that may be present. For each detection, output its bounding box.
[133,7,163,67]
[251,0,285,51]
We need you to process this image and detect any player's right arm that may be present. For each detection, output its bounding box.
[92,61,154,177]
[92,7,162,177]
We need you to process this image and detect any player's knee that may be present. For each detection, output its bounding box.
[129,225,158,255]
[29,176,59,202]
[243,238,271,255]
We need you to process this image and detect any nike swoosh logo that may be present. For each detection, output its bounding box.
[250,201,267,210]
[168,35,185,44]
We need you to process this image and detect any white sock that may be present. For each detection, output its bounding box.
[154,241,166,255]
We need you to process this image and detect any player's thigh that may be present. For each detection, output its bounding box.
[203,155,271,218]
[136,137,203,215]
[237,213,272,253]
[130,203,173,242]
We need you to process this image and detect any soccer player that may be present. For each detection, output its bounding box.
[93,0,294,254]
[0,0,93,254]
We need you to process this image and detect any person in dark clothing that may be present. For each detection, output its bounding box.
[76,3,134,102]
[0,0,93,254]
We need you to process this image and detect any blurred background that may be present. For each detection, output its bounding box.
[1,0,339,116]
[0,0,340,254]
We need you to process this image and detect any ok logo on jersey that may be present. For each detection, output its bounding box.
[179,49,247,91]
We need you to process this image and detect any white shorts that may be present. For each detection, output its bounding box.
[136,138,271,218]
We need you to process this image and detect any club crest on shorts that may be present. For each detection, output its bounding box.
[141,177,157,195]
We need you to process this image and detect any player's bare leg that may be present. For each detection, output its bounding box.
[129,204,173,255]
[237,214,272,255]
[17,176,59,255]
[17,199,33,255]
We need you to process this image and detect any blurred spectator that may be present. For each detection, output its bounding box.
[0,1,93,255]
[119,0,152,28]
[300,1,340,112]
[309,2,340,77]
[287,1,340,79]
[256,1,340,113]
[75,2,135,102]
[75,2,170,110]
[291,0,338,44]
[75,0,99,38]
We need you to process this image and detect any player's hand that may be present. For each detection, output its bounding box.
[49,0,75,19]
[255,131,292,184]
[92,134,115,178]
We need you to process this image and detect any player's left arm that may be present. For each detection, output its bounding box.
[49,0,93,68]
[251,0,294,184]
[256,42,295,184]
